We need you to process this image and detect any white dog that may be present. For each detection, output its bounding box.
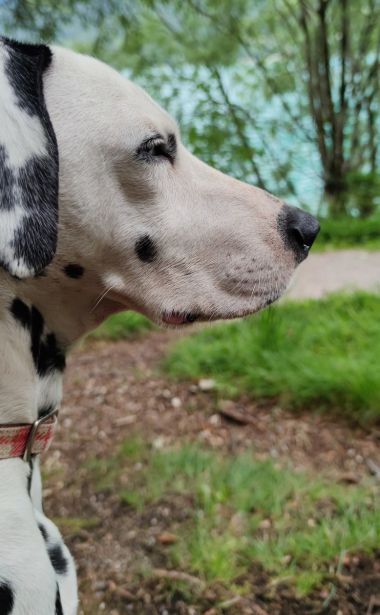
[0,37,319,614]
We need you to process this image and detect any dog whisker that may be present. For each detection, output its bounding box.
[90,284,116,313]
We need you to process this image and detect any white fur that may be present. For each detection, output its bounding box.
[0,205,33,279]
[0,460,58,615]
[0,45,47,167]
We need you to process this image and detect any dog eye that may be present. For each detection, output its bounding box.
[136,136,174,164]
[151,140,172,160]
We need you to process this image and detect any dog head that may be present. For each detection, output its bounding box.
[0,40,319,327]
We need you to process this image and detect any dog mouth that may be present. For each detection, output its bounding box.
[160,299,278,326]
[105,288,282,327]
[162,311,199,325]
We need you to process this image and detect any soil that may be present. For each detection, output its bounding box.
[43,330,380,615]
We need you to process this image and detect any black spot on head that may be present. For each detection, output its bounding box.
[63,263,84,279]
[135,234,157,263]
[55,585,64,615]
[0,582,14,615]
[38,523,49,542]
[10,298,31,329]
[48,544,68,575]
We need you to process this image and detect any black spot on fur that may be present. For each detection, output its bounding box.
[10,298,31,329]
[135,235,157,263]
[55,585,63,615]
[38,523,49,542]
[29,306,65,376]
[38,404,54,418]
[0,582,14,615]
[10,299,66,376]
[0,38,58,278]
[49,544,68,575]
[2,38,52,114]
[63,263,84,279]
[27,459,33,495]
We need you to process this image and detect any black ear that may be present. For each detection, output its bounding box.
[0,37,58,278]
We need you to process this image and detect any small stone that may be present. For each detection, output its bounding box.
[152,436,166,449]
[198,378,215,391]
[218,399,235,411]
[209,414,221,426]
[171,396,182,408]
[307,518,316,528]
[157,531,178,545]
[259,518,271,530]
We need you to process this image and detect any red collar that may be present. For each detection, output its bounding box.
[0,408,58,462]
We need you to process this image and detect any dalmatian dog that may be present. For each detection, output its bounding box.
[0,36,319,614]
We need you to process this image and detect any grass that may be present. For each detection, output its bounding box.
[87,438,380,595]
[163,292,380,424]
[315,215,380,251]
[88,310,154,340]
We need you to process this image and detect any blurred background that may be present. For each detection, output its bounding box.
[3,1,380,613]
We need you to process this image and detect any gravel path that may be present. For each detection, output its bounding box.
[286,249,380,299]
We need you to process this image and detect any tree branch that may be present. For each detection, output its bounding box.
[211,67,267,189]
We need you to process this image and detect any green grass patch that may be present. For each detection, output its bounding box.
[87,439,380,594]
[88,310,154,340]
[163,291,380,424]
[52,516,100,535]
[315,216,380,251]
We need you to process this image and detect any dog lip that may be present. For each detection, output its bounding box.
[162,311,198,325]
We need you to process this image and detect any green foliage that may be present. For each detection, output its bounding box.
[89,439,380,593]
[88,311,154,340]
[316,215,380,250]
[343,173,380,219]
[163,292,380,423]
[4,0,379,213]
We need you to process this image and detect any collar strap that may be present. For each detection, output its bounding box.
[0,408,58,462]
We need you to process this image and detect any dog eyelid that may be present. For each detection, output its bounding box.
[136,133,176,164]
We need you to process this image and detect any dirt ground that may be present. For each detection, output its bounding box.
[43,329,380,615]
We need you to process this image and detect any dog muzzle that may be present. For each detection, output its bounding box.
[0,407,58,462]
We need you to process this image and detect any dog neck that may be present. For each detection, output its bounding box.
[0,262,114,425]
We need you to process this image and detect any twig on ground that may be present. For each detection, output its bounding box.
[366,458,380,479]
[152,568,205,589]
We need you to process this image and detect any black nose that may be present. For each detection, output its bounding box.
[278,205,320,261]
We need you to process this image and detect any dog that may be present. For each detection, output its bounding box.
[0,36,319,614]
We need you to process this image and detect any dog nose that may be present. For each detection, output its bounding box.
[278,204,320,261]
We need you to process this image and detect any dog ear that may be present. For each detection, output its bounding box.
[0,37,58,278]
